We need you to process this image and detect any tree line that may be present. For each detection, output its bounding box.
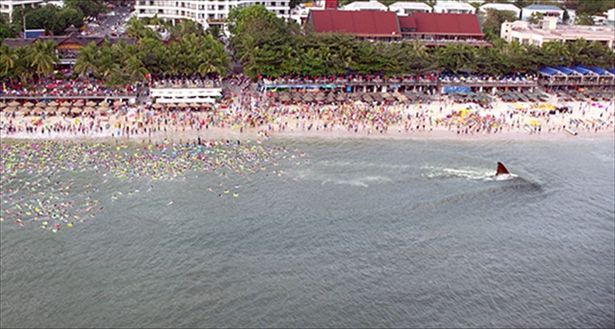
[229,6,615,79]
[0,0,107,39]
[0,19,230,86]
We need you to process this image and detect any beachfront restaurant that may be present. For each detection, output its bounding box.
[539,66,615,87]
[149,87,223,105]
[258,75,439,94]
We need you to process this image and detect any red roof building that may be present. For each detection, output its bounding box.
[308,9,401,40]
[307,10,487,46]
[398,12,483,39]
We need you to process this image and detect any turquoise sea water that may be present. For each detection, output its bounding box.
[1,138,614,327]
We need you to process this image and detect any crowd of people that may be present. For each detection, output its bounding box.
[1,73,613,140]
[1,75,140,98]
[150,74,222,89]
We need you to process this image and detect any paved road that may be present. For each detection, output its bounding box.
[83,4,132,38]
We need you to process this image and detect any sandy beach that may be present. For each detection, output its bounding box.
[2,99,613,143]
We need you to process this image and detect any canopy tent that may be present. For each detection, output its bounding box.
[539,67,563,76]
[571,66,597,75]
[553,67,580,75]
[586,67,611,76]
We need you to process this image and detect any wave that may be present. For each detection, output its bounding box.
[421,166,495,180]
[321,175,392,188]
[318,160,412,171]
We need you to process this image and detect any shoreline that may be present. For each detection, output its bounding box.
[2,126,613,143]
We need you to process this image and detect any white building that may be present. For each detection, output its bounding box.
[388,2,431,16]
[0,0,45,21]
[150,87,222,104]
[478,3,520,19]
[501,17,615,50]
[432,1,475,14]
[134,0,291,29]
[606,8,615,23]
[289,0,324,24]
[341,0,386,11]
[521,4,564,23]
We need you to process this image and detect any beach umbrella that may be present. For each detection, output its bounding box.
[4,106,17,112]
[58,106,71,113]
[527,118,541,126]
[23,101,34,107]
[8,101,20,107]
[71,107,83,114]
[0,102,6,109]
[86,101,97,107]
[83,106,95,112]
[99,102,110,108]
[48,101,59,107]
[73,99,85,106]
[279,94,291,102]
[336,94,346,102]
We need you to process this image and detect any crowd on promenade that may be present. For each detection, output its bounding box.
[1,75,141,98]
[260,73,439,86]
[150,74,222,89]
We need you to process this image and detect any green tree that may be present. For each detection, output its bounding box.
[481,9,519,40]
[125,55,148,82]
[528,12,544,24]
[575,13,594,25]
[74,42,98,77]
[26,40,57,77]
[64,0,106,18]
[576,0,612,16]
[0,44,17,77]
[169,20,204,40]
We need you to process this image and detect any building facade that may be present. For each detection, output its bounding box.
[521,4,564,23]
[478,3,520,19]
[501,17,615,50]
[388,2,432,16]
[0,0,45,21]
[307,9,487,46]
[432,1,475,14]
[134,0,290,28]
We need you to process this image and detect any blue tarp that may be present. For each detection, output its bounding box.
[608,69,615,75]
[443,86,471,94]
[588,67,609,75]
[571,66,594,75]
[554,67,578,75]
[539,67,561,76]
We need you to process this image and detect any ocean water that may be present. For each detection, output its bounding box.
[1,138,614,328]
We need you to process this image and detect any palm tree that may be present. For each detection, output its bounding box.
[125,55,148,82]
[26,40,57,78]
[74,42,98,77]
[0,44,18,77]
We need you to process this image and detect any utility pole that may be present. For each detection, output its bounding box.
[22,13,27,40]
